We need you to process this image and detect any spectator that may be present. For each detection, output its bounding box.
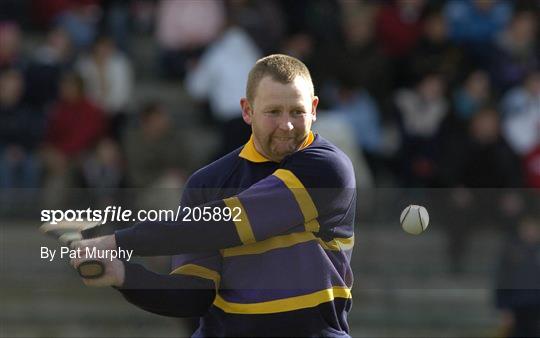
[280,0,343,46]
[0,22,24,71]
[489,10,539,92]
[41,71,107,207]
[54,0,101,51]
[34,26,74,67]
[43,71,106,163]
[76,35,133,138]
[31,0,71,28]
[155,0,226,80]
[280,33,315,68]
[408,7,466,88]
[81,138,125,207]
[375,0,426,89]
[122,102,189,187]
[227,0,286,54]
[329,1,392,111]
[277,0,338,40]
[394,72,448,186]
[453,70,493,121]
[185,25,261,156]
[0,69,44,190]
[501,71,540,156]
[122,102,190,209]
[444,0,513,64]
[440,106,522,188]
[495,215,540,338]
[25,26,74,107]
[376,0,425,58]
[130,0,155,35]
[101,0,132,53]
[438,106,523,273]
[523,145,540,188]
[328,75,382,160]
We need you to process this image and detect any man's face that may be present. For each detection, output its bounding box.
[241,76,318,162]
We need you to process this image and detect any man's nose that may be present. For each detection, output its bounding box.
[278,116,294,131]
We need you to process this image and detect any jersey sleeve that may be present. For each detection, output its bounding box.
[116,261,215,317]
[115,147,356,256]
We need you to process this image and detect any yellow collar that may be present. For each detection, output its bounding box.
[239,131,315,163]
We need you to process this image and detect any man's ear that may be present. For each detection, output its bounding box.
[240,98,252,125]
[311,96,319,122]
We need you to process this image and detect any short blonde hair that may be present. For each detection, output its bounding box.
[246,54,314,105]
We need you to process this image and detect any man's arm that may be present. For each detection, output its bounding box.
[117,262,215,317]
[69,253,217,317]
[77,148,355,256]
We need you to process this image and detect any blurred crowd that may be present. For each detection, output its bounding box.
[1,0,539,193]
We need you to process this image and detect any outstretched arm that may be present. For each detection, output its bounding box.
[69,255,216,317]
[75,148,355,256]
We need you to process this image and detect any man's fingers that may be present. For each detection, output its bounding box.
[70,250,91,268]
[70,255,106,279]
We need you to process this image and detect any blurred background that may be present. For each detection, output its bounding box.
[0,0,539,337]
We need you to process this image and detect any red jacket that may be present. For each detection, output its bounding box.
[376,4,423,57]
[46,98,107,157]
[524,146,540,188]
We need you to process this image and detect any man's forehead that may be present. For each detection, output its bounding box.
[258,75,311,89]
[254,76,311,104]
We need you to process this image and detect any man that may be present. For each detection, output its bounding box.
[72,54,356,337]
[496,215,540,338]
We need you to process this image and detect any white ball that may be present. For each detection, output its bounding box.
[400,205,429,235]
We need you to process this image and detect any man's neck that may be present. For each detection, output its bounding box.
[252,133,312,163]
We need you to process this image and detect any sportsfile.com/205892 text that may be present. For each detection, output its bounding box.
[41,205,242,225]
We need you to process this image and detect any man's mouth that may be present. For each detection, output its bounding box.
[273,135,295,141]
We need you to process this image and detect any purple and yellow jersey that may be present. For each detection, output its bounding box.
[116,132,356,337]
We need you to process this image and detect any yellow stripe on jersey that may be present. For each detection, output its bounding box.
[272,169,320,232]
[318,235,354,251]
[304,219,321,232]
[170,264,221,290]
[222,232,315,257]
[213,286,352,314]
[223,197,256,245]
[222,232,354,257]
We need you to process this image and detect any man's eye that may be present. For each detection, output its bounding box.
[266,110,280,115]
[293,111,305,116]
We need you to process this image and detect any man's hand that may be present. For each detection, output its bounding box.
[70,256,125,287]
[70,234,122,285]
